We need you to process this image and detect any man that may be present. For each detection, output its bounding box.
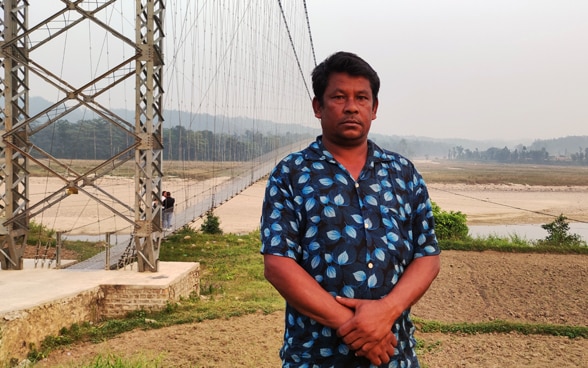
[162,191,175,230]
[260,51,441,367]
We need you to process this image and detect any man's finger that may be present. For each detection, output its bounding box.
[335,296,358,308]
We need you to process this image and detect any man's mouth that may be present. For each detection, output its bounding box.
[341,120,361,127]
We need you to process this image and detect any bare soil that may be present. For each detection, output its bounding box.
[33,251,588,367]
[23,246,80,261]
[27,163,588,367]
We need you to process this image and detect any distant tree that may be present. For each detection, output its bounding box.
[455,145,464,159]
[538,214,585,247]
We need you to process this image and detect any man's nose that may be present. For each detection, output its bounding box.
[344,98,359,113]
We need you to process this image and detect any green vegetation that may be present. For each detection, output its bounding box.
[32,353,164,368]
[200,211,223,234]
[30,118,313,163]
[538,214,586,247]
[26,211,587,366]
[433,204,587,252]
[419,161,588,186]
[28,221,56,245]
[432,198,587,252]
[60,240,109,261]
[431,202,468,241]
[26,221,105,262]
[448,136,588,165]
[84,354,163,368]
[28,227,282,364]
[416,318,588,339]
[440,236,588,254]
[26,158,250,181]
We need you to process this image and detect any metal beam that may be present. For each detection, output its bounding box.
[1,0,165,272]
[133,0,165,272]
[0,0,29,270]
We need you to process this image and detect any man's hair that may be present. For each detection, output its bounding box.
[311,51,380,106]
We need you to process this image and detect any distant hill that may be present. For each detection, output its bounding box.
[29,96,320,137]
[28,96,586,160]
[369,133,543,160]
[528,136,588,157]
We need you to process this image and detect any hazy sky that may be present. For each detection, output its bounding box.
[306,0,588,141]
[24,1,587,142]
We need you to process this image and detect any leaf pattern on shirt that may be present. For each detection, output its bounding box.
[260,137,440,367]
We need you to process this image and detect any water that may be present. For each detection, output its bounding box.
[469,223,588,241]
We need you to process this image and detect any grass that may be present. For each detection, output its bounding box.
[27,225,587,367]
[440,235,588,254]
[29,159,588,184]
[417,161,588,186]
[84,354,164,368]
[26,221,107,262]
[22,160,588,366]
[416,318,588,339]
[27,159,250,181]
[28,227,283,364]
[161,227,283,314]
[60,240,109,261]
[36,353,165,368]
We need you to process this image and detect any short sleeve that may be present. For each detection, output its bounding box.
[259,159,302,262]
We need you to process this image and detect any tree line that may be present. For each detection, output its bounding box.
[448,144,588,165]
[29,118,588,165]
[30,119,314,161]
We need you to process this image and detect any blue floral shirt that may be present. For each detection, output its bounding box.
[260,137,440,367]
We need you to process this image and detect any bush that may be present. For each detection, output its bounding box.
[432,201,469,241]
[200,210,223,234]
[537,214,586,247]
[28,220,56,246]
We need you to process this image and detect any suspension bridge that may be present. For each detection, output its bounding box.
[1,0,318,272]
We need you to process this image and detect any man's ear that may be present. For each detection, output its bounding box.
[371,98,379,120]
[312,97,322,119]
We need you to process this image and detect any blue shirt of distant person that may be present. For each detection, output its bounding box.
[260,51,441,368]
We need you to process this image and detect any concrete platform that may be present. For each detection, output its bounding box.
[0,178,266,364]
[0,259,200,364]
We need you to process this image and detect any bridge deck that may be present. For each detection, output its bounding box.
[64,141,308,270]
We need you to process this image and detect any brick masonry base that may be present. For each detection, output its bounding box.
[0,262,200,365]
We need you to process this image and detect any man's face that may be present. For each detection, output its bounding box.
[312,72,378,147]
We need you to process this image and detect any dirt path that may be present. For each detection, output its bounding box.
[35,251,588,367]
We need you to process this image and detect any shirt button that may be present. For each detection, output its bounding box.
[368,262,374,269]
[364,223,369,229]
[355,182,359,188]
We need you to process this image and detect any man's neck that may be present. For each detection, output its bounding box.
[323,139,368,180]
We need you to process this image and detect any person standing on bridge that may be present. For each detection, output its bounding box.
[260,51,441,367]
[162,191,175,231]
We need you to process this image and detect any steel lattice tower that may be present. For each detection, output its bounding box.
[0,0,165,272]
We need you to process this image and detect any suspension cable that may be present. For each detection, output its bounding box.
[302,0,317,67]
[276,0,313,101]
[431,185,588,225]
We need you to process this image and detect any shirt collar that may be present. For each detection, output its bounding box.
[305,135,394,164]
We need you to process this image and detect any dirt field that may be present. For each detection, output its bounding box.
[34,251,588,367]
[27,162,588,367]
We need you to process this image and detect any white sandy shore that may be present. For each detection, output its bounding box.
[23,176,588,236]
[203,181,588,233]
